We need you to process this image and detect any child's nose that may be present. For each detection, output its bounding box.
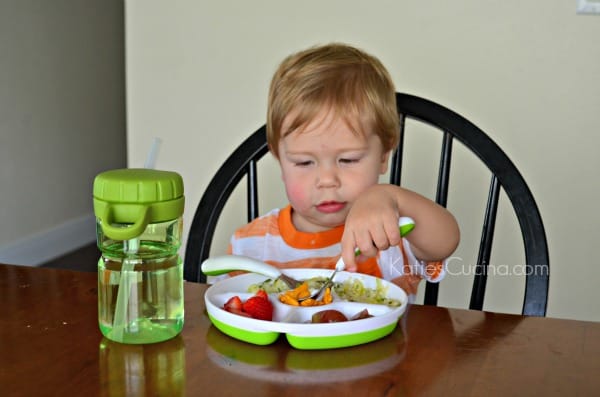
[316,165,340,188]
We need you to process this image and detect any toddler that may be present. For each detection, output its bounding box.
[228,43,459,296]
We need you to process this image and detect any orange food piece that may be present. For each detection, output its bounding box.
[322,287,332,304]
[279,294,299,306]
[279,283,333,307]
[300,298,318,307]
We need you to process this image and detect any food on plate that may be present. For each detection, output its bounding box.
[223,296,250,317]
[243,296,273,321]
[334,278,402,307]
[249,275,403,307]
[247,278,291,293]
[248,276,329,294]
[350,308,373,320]
[222,289,274,321]
[311,309,348,323]
[311,308,373,323]
[278,282,333,307]
[283,282,311,300]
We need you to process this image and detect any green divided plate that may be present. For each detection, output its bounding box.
[204,269,407,350]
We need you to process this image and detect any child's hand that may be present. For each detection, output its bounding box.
[341,185,402,271]
[344,254,368,273]
[340,184,460,270]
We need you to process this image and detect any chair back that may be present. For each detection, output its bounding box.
[184,93,549,316]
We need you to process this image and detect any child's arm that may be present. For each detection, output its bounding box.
[341,184,460,271]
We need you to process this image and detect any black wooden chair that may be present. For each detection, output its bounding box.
[184,93,549,316]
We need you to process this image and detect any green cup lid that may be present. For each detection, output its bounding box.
[93,168,184,240]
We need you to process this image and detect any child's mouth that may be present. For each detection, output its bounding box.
[316,201,346,214]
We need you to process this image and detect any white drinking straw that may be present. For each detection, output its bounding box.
[112,138,162,342]
[144,137,162,169]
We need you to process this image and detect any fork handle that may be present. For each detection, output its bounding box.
[201,255,282,278]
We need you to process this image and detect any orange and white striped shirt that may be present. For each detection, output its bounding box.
[228,205,445,296]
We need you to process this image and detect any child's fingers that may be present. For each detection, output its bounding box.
[353,226,378,257]
[341,247,357,270]
[370,223,394,251]
[344,263,358,273]
[383,219,402,247]
[340,234,358,270]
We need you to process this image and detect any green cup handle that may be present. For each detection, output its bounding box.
[100,203,151,241]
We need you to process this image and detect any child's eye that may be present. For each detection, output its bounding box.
[339,158,359,164]
[294,160,313,167]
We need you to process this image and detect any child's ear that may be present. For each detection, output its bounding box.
[379,150,392,174]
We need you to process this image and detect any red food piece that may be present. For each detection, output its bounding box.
[224,296,243,312]
[222,291,274,321]
[228,307,252,317]
[254,289,268,300]
[243,296,274,321]
[311,309,348,323]
[350,308,373,320]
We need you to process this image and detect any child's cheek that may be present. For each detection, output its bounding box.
[285,183,309,209]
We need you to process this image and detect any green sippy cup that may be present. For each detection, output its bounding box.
[93,168,185,344]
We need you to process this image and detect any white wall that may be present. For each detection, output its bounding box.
[125,1,600,322]
[0,0,127,265]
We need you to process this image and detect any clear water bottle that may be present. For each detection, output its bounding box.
[93,168,185,344]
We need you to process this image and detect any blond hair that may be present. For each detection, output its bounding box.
[267,43,399,157]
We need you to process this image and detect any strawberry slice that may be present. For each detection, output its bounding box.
[242,296,274,321]
[254,289,268,300]
[228,307,252,318]
[223,296,243,312]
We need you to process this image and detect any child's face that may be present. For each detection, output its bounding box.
[277,109,390,233]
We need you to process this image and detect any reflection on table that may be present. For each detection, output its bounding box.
[205,324,406,384]
[99,336,185,396]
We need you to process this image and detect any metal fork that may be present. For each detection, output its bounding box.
[298,216,416,301]
[297,267,340,302]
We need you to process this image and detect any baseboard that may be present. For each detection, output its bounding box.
[0,214,96,266]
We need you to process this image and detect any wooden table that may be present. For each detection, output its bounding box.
[1,263,598,396]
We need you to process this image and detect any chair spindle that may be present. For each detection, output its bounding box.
[469,175,500,310]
